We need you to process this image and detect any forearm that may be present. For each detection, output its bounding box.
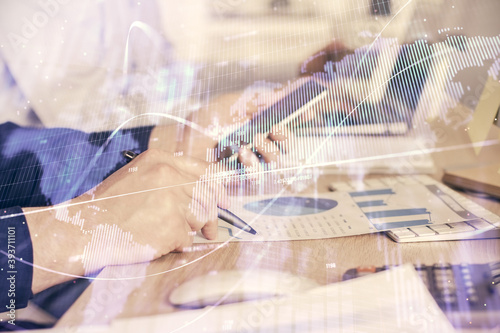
[23,206,89,294]
[148,120,218,162]
[148,125,178,150]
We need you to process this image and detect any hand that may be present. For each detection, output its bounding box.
[149,93,295,169]
[149,41,352,169]
[299,40,351,76]
[297,41,368,126]
[25,149,228,293]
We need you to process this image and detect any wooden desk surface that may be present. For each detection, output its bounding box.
[57,103,500,329]
[56,175,500,328]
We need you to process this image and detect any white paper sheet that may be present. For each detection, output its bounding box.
[194,175,499,243]
[111,265,456,333]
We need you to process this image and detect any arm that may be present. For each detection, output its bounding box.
[0,122,226,308]
[148,93,298,168]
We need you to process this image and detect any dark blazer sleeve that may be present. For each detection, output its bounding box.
[0,122,154,311]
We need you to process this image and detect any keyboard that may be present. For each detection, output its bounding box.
[343,262,500,328]
[386,218,500,242]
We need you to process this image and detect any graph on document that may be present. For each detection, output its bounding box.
[336,175,479,231]
[193,175,495,244]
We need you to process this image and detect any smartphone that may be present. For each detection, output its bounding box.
[216,79,328,162]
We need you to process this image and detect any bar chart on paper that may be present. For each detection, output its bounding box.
[334,176,484,231]
[347,184,475,230]
[193,176,498,244]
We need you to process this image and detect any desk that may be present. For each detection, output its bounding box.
[56,103,500,330]
[55,178,500,329]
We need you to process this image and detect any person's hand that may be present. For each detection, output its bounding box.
[148,41,353,170]
[299,40,351,76]
[150,96,294,169]
[24,149,228,293]
[297,41,368,127]
[184,92,295,166]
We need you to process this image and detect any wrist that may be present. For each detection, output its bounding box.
[23,205,89,293]
[148,125,179,151]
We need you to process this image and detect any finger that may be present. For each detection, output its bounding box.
[203,179,229,209]
[174,157,213,181]
[238,145,260,167]
[189,179,223,211]
[185,199,209,231]
[186,191,219,241]
[193,179,224,217]
[184,194,216,226]
[253,133,280,164]
[205,167,239,199]
[268,125,292,154]
[201,214,218,240]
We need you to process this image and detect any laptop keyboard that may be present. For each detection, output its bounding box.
[386,218,500,242]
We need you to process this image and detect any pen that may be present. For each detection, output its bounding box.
[122,150,138,162]
[122,150,258,235]
[217,207,257,235]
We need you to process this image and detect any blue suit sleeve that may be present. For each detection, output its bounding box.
[0,122,154,207]
[0,207,33,313]
[0,122,154,311]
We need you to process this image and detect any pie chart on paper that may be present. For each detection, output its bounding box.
[243,197,338,216]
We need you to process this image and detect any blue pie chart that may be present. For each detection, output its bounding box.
[243,197,338,216]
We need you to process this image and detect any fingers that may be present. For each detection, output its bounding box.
[201,218,218,241]
[185,197,219,241]
[171,222,195,253]
[268,125,292,154]
[253,133,280,164]
[238,145,260,166]
[136,149,227,242]
[184,179,229,241]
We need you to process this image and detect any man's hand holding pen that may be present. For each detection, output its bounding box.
[25,149,230,292]
[123,150,257,237]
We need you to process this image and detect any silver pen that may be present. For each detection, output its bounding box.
[217,207,257,235]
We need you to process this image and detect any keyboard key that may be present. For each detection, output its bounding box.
[410,226,437,236]
[433,263,452,269]
[466,287,476,296]
[429,224,455,234]
[468,294,479,304]
[489,219,500,228]
[440,294,457,305]
[440,288,457,296]
[464,280,474,288]
[391,229,416,239]
[468,219,495,230]
[434,270,454,280]
[448,222,475,232]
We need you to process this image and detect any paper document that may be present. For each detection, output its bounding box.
[195,175,500,243]
[111,265,456,333]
